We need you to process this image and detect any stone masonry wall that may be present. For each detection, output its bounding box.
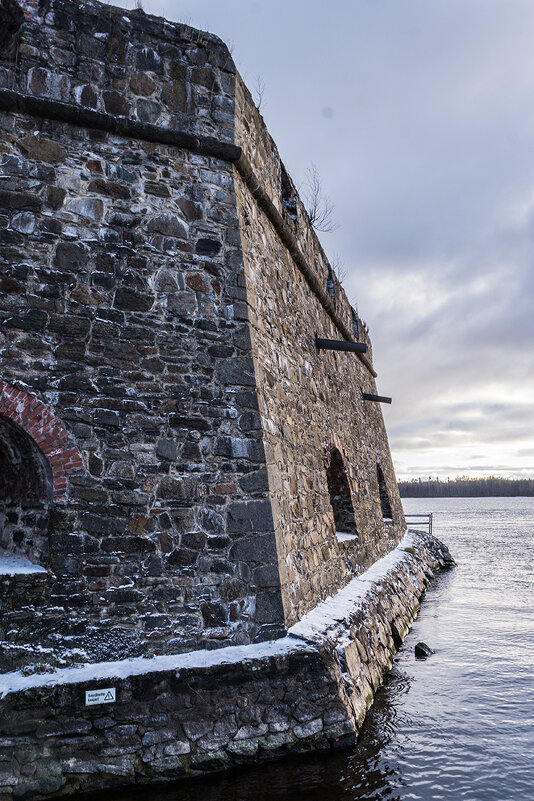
[233,79,404,627]
[1,0,404,670]
[234,73,371,357]
[0,0,285,668]
[1,0,235,144]
[236,176,404,626]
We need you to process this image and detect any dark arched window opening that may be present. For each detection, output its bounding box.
[0,416,53,565]
[377,464,393,520]
[326,448,358,539]
[0,0,24,57]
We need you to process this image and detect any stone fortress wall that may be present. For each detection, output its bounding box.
[0,0,404,670]
[0,2,457,796]
[0,0,277,662]
[233,83,403,624]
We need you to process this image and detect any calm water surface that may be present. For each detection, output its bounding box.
[101,497,534,801]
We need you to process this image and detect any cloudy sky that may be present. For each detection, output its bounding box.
[113,0,534,480]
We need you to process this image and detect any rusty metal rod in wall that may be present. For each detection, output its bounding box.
[315,338,368,354]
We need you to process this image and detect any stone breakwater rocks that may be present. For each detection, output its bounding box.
[0,531,454,799]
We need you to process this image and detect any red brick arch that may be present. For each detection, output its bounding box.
[16,0,38,21]
[0,381,83,503]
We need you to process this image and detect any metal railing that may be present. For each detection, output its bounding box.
[405,513,433,535]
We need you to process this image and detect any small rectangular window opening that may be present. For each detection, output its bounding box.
[281,164,297,221]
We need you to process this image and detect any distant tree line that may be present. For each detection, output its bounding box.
[398,476,534,497]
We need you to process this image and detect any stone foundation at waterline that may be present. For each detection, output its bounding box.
[0,531,455,798]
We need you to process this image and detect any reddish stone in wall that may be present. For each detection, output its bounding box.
[15,0,37,20]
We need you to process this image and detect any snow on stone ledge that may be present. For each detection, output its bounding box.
[0,636,314,699]
[287,530,421,643]
[0,552,47,576]
[0,531,426,698]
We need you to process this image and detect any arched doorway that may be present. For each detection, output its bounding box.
[0,415,53,565]
[0,381,84,566]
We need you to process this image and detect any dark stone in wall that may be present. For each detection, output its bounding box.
[229,533,277,563]
[227,501,275,535]
[0,0,23,57]
[239,469,269,494]
[0,189,42,211]
[255,590,285,623]
[196,237,222,256]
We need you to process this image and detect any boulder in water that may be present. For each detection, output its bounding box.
[415,642,434,658]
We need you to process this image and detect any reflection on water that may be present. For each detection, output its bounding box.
[93,497,534,801]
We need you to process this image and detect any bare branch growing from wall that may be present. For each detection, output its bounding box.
[330,253,347,284]
[253,75,266,111]
[303,163,339,233]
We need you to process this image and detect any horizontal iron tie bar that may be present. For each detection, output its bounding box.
[315,338,368,354]
[362,392,392,404]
